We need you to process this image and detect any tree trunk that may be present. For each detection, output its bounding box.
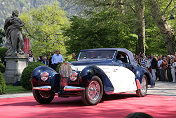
[148,0,176,54]
[135,0,145,55]
[119,0,125,14]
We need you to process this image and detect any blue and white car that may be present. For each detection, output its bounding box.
[31,48,155,105]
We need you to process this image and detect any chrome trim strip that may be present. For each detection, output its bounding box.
[33,86,51,91]
[64,86,85,91]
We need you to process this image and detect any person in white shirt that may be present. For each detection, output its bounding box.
[145,56,151,71]
[28,50,35,62]
[51,49,63,70]
[140,53,147,67]
[171,57,176,82]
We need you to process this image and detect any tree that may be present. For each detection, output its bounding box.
[65,0,175,55]
[20,2,70,57]
[134,0,145,55]
[64,8,137,54]
[65,0,146,54]
[148,0,176,54]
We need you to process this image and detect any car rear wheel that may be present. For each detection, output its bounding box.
[33,90,55,104]
[136,75,148,97]
[81,76,103,105]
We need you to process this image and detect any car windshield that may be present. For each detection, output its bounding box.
[78,50,116,61]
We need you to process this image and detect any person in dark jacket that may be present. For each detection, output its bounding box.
[151,54,158,81]
[48,52,54,67]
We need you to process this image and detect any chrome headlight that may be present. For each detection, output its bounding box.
[40,72,49,81]
[70,71,78,81]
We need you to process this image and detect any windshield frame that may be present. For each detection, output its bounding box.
[77,50,117,61]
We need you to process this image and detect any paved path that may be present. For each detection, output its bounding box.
[0,92,32,98]
[148,81,176,96]
[0,81,176,98]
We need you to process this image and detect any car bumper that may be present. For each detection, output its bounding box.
[33,86,85,91]
[33,86,51,91]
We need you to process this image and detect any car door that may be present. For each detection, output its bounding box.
[109,52,137,93]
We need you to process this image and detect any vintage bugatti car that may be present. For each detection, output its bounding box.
[31,48,155,105]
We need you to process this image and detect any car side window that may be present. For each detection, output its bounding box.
[116,52,130,64]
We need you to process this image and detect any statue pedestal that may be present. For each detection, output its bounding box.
[4,55,28,84]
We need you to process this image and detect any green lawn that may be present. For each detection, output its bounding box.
[6,85,31,94]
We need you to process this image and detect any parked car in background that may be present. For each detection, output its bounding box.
[31,48,155,105]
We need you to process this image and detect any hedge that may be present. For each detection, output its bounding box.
[0,47,8,63]
[0,63,5,73]
[0,72,6,94]
[20,62,44,90]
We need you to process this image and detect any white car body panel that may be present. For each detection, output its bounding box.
[71,65,137,93]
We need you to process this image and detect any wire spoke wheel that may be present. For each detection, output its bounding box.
[82,76,103,105]
[87,81,101,101]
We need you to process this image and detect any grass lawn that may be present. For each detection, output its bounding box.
[6,85,31,94]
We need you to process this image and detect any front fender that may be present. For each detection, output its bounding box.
[31,66,59,89]
[80,65,114,94]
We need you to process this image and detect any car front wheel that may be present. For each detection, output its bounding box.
[33,90,55,104]
[136,75,148,97]
[81,76,103,105]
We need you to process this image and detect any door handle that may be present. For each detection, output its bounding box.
[113,69,118,72]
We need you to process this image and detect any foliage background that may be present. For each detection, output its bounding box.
[64,8,138,55]
[0,0,176,57]
[20,2,70,58]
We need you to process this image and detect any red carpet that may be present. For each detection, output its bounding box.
[0,94,176,118]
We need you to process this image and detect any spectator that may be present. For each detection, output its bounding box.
[157,55,163,81]
[48,52,54,67]
[151,54,158,81]
[171,57,176,82]
[140,53,146,67]
[161,57,168,81]
[72,53,77,60]
[42,56,49,65]
[51,49,63,70]
[126,112,153,118]
[167,55,173,82]
[146,56,151,73]
[28,50,35,62]
[41,55,45,63]
[133,53,176,83]
[135,54,141,65]
[37,56,42,62]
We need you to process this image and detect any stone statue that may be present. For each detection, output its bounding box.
[4,10,24,56]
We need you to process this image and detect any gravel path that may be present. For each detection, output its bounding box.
[148,81,176,96]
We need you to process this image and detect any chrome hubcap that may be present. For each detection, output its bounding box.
[141,77,147,94]
[87,80,100,101]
